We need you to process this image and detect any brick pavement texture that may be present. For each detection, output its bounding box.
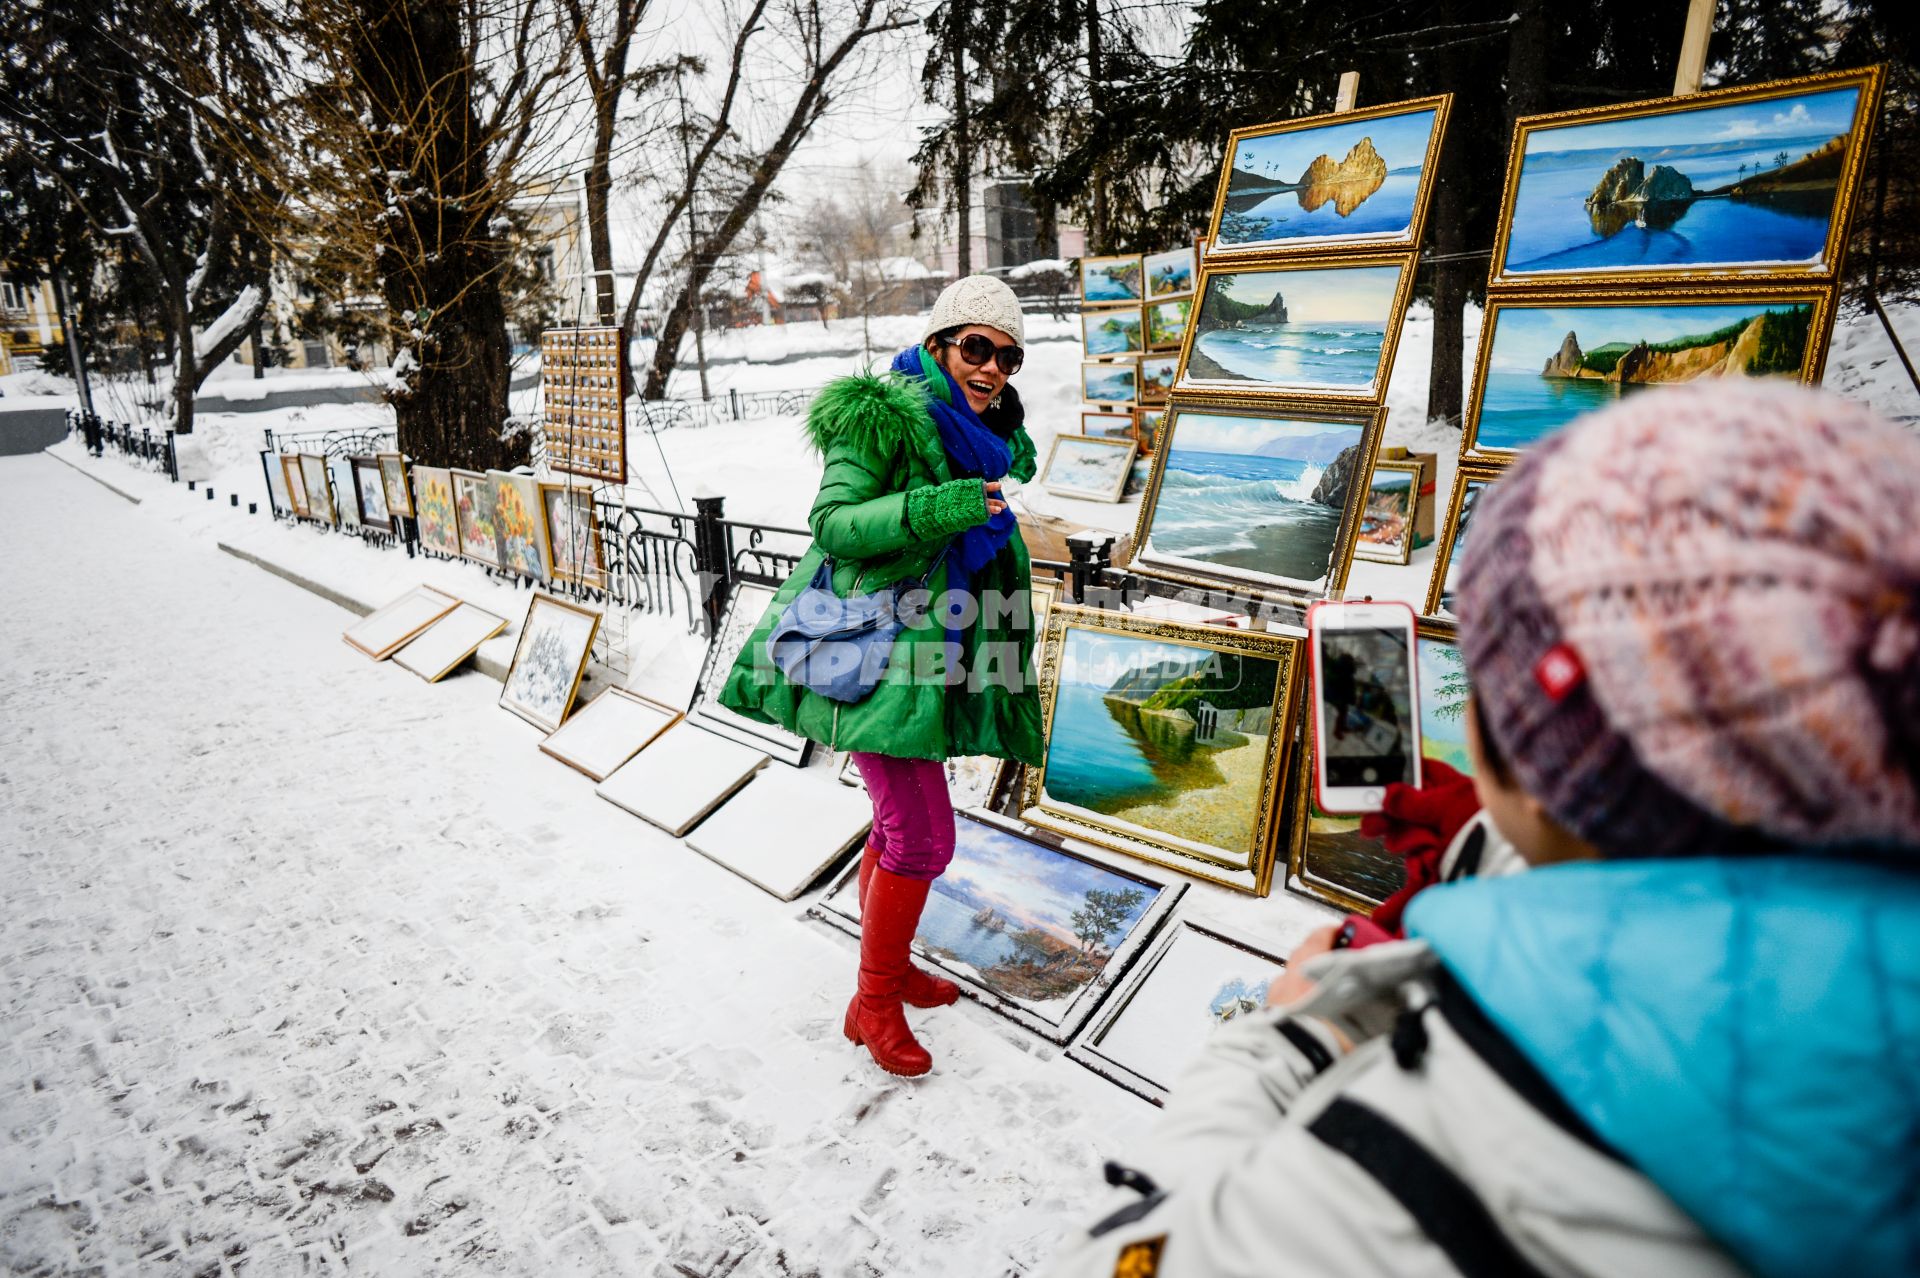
[0,454,1148,1277]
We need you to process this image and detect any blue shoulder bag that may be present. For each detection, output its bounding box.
[762,545,950,704]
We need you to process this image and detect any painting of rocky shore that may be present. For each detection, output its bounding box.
[1037,623,1289,868]
[1182,264,1402,395]
[1211,102,1443,252]
[1474,299,1818,453]
[1139,408,1368,595]
[1499,79,1867,279]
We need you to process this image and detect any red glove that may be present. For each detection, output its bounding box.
[1359,759,1481,936]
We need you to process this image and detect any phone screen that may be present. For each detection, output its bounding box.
[1318,627,1417,789]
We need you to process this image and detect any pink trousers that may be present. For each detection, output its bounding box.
[850,753,956,881]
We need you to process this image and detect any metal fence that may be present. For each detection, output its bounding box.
[69,410,176,480]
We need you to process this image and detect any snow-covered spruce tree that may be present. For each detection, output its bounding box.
[277,0,575,471]
[0,0,279,435]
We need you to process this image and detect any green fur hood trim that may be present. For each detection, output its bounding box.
[804,370,937,465]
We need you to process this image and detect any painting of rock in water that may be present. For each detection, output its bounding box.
[1297,630,1471,909]
[1182,262,1405,397]
[1031,618,1296,874]
[1138,408,1370,597]
[1470,298,1820,456]
[1210,101,1445,253]
[1497,77,1871,282]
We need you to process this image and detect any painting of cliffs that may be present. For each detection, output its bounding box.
[1213,104,1441,251]
[1500,80,1865,278]
[1040,625,1285,865]
[1183,263,1401,394]
[1475,300,1817,453]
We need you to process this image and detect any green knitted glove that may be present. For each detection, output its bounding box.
[906,478,989,539]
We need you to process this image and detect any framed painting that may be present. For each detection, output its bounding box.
[1489,66,1883,289]
[1130,401,1386,605]
[1134,407,1165,454]
[1082,358,1139,406]
[1082,306,1145,358]
[488,470,551,581]
[411,465,462,557]
[328,456,361,531]
[1460,289,1832,464]
[1289,622,1470,912]
[377,452,413,517]
[450,469,503,569]
[1123,457,1153,500]
[1139,354,1177,405]
[689,581,814,767]
[1353,458,1422,565]
[539,481,606,591]
[812,808,1183,1043]
[1146,297,1191,351]
[539,686,681,780]
[1068,918,1288,1105]
[1176,256,1418,404]
[280,455,310,518]
[685,768,872,900]
[1204,95,1452,257]
[595,719,768,837]
[262,451,293,516]
[1081,253,1144,304]
[1081,410,1137,440]
[1144,246,1196,298]
[392,601,508,682]
[351,456,393,533]
[499,593,601,732]
[298,453,334,525]
[1422,465,1501,620]
[1041,434,1136,502]
[342,584,460,659]
[1022,605,1304,894]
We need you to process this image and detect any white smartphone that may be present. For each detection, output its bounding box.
[1308,600,1422,813]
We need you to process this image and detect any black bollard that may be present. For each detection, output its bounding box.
[188,481,196,492]
[206,488,215,501]
[248,503,257,515]
[230,494,238,507]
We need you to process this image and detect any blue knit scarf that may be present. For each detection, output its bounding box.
[889,345,1016,651]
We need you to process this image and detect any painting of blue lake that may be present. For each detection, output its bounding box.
[1145,247,1195,297]
[1475,301,1817,452]
[1501,85,1862,276]
[1185,265,1399,392]
[1217,106,1440,249]
[1083,362,1139,403]
[1083,256,1144,303]
[910,816,1159,1005]
[1083,308,1143,356]
[1145,411,1362,587]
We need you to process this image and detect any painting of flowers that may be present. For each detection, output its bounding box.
[489,470,550,581]
[499,594,601,731]
[451,470,502,569]
[412,466,462,557]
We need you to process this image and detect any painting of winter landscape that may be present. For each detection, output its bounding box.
[1181,262,1405,396]
[1471,298,1820,455]
[1030,618,1295,876]
[1211,102,1444,252]
[499,595,599,732]
[1138,408,1369,597]
[1072,923,1287,1103]
[1297,631,1471,909]
[1498,78,1870,281]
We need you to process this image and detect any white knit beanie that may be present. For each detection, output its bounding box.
[922,274,1025,345]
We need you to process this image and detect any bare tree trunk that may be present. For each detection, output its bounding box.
[1084,0,1107,253]
[565,0,649,326]
[355,0,521,470]
[952,16,972,277]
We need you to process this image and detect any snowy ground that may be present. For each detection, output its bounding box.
[0,450,1187,1276]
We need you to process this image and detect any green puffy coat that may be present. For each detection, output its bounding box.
[715,366,1046,765]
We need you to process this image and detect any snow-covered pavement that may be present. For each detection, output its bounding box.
[0,452,1147,1276]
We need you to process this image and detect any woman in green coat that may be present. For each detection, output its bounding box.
[718,275,1044,1077]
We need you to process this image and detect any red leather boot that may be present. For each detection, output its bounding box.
[844,866,936,1076]
[858,841,958,1009]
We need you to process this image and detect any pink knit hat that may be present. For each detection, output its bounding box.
[1455,380,1920,859]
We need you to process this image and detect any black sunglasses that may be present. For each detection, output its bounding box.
[938,331,1024,376]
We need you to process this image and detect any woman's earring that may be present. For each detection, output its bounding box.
[989,394,1002,410]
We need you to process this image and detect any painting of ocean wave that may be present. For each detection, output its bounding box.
[1183,265,1401,395]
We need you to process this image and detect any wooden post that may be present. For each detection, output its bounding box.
[1673,0,1715,96]
[1335,71,1360,113]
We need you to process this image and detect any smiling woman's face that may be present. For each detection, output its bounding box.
[932,324,1017,414]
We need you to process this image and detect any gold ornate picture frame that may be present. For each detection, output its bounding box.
[1459,287,1834,466]
[1353,456,1424,565]
[1129,398,1387,607]
[1081,358,1140,407]
[1174,254,1418,407]
[1487,65,1883,290]
[1203,94,1452,259]
[1082,305,1146,358]
[1422,464,1503,620]
[1021,604,1304,895]
[377,452,413,517]
[1081,253,1145,304]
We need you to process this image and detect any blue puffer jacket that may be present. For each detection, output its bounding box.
[1407,856,1920,1278]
